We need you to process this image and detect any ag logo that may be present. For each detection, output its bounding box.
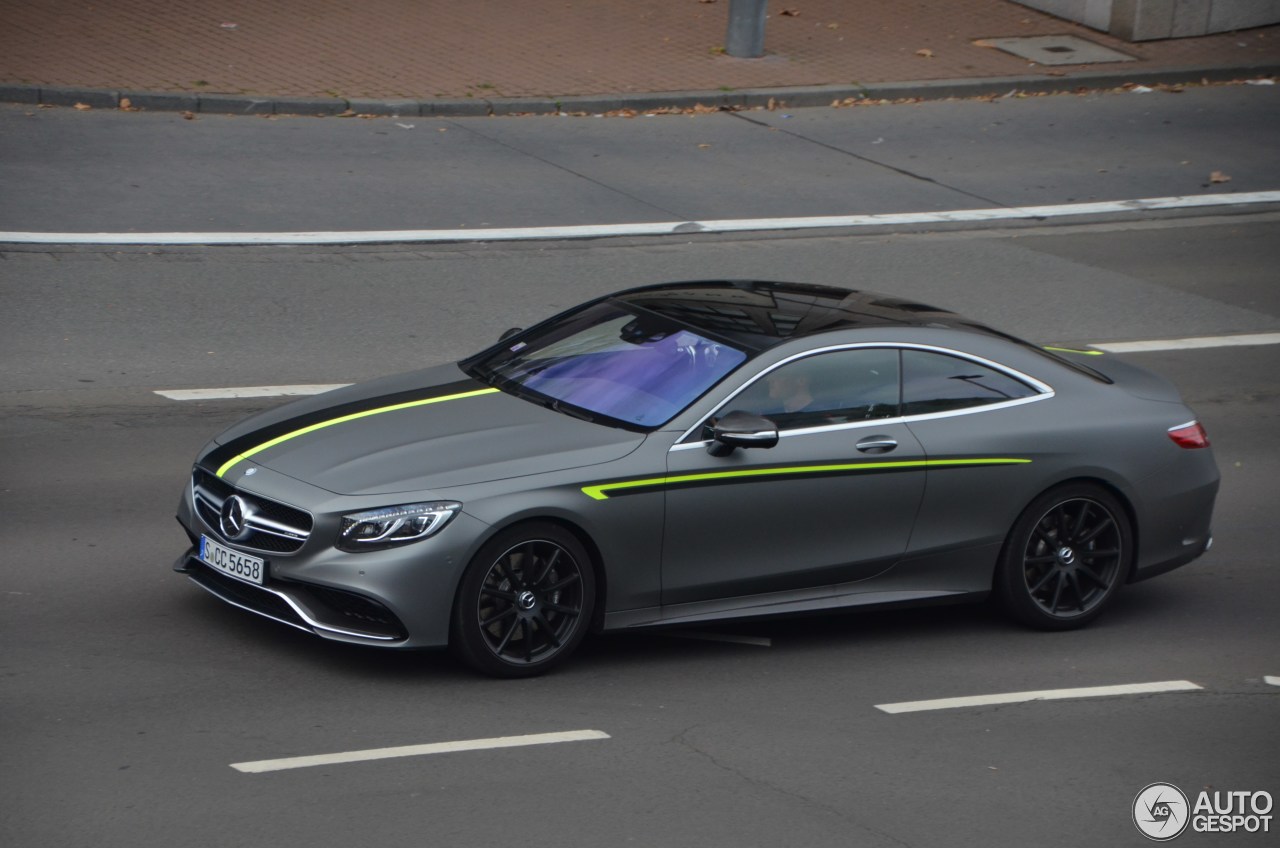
[1134,783,1191,841]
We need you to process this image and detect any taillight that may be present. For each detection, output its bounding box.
[1168,421,1210,449]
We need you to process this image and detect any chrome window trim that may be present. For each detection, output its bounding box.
[671,342,1054,451]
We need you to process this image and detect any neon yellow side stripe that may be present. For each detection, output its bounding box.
[581,458,1031,500]
[1044,346,1104,356]
[216,387,500,478]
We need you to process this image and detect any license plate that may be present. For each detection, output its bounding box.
[200,535,266,585]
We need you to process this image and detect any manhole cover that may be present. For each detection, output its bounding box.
[976,35,1137,66]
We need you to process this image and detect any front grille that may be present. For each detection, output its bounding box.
[192,467,313,554]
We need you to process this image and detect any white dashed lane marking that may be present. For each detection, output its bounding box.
[230,729,611,774]
[1092,333,1280,353]
[875,680,1203,714]
[154,384,350,400]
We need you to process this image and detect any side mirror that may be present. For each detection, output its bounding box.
[498,327,524,342]
[707,410,779,457]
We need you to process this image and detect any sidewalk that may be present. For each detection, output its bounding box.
[2,0,1277,114]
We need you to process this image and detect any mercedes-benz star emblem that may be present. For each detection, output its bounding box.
[219,495,250,540]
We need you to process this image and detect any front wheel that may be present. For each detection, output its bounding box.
[996,484,1132,630]
[450,523,596,677]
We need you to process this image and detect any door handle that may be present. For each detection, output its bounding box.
[856,436,897,454]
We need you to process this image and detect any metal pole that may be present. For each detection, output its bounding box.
[725,0,768,58]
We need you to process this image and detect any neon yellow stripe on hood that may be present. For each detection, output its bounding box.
[216,387,499,478]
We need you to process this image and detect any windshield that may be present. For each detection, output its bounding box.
[466,302,748,429]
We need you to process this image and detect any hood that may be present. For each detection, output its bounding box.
[201,364,644,496]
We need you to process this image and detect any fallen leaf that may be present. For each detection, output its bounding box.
[74,102,92,111]
[780,9,801,17]
[1209,170,1231,183]
[916,48,935,58]
[180,111,196,120]
[827,23,839,30]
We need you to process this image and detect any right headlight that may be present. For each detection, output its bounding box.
[337,501,461,552]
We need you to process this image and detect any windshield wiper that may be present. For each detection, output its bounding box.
[550,399,595,423]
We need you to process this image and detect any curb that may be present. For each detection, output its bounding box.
[2,64,1276,117]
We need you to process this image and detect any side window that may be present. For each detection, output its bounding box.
[901,350,1037,417]
[724,348,901,431]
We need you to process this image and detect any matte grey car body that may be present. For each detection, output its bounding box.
[174,281,1219,676]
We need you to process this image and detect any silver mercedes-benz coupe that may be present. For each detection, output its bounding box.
[175,280,1219,676]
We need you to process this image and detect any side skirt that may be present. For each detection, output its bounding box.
[602,541,999,631]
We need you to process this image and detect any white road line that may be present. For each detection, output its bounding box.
[154,384,350,400]
[875,680,1202,714]
[1092,333,1280,353]
[1265,676,1280,687]
[5,191,1278,245]
[230,729,610,774]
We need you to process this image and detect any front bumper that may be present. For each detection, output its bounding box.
[175,464,485,649]
[175,550,410,643]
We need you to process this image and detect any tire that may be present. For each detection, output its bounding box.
[450,523,596,678]
[996,484,1132,631]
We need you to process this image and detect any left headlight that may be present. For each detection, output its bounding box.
[338,501,462,552]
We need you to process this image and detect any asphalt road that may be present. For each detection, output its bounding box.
[1,84,1278,232]
[2,86,1279,848]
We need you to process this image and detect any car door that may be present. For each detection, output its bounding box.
[660,347,927,606]
[895,346,1054,557]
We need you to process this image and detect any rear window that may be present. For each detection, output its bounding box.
[901,349,1039,416]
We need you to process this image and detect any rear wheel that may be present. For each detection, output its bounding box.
[997,484,1132,630]
[450,523,595,677]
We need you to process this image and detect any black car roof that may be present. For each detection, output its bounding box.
[613,280,996,350]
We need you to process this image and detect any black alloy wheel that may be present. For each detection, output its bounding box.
[451,523,595,677]
[997,484,1132,630]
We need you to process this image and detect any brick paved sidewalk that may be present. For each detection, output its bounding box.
[2,0,1277,104]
